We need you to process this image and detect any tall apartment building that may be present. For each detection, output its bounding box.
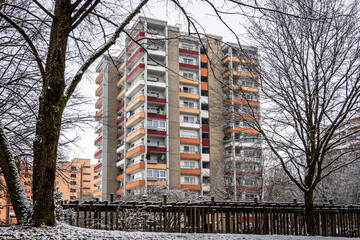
[94,17,262,200]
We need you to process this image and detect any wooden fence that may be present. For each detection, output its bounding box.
[59,197,360,237]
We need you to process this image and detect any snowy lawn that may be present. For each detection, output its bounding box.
[0,223,359,240]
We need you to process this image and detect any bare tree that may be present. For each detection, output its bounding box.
[235,0,360,235]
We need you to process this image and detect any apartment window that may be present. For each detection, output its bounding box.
[83,173,91,175]
[245,180,256,186]
[214,39,221,45]
[182,130,197,138]
[24,173,31,178]
[183,116,195,123]
[183,161,196,168]
[184,146,195,153]
[147,139,159,146]
[25,189,30,193]
[70,196,76,200]
[182,87,194,93]
[147,119,166,129]
[201,90,208,96]
[183,101,195,108]
[70,181,76,185]
[184,176,196,184]
[70,189,76,193]
[182,43,193,50]
[202,147,210,154]
[71,166,77,171]
[83,165,91,168]
[24,182,31,186]
[83,180,90,182]
[183,72,194,79]
[202,118,209,124]
[83,187,90,190]
[147,169,166,181]
[202,161,210,168]
[70,174,76,178]
[183,58,194,65]
[201,103,208,110]
[246,194,256,200]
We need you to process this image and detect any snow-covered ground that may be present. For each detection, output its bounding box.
[0,223,359,240]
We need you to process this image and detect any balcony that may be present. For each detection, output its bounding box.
[117,62,125,73]
[95,97,103,109]
[148,97,166,105]
[94,109,103,121]
[116,143,125,154]
[179,92,200,100]
[116,173,125,181]
[180,184,201,190]
[180,168,201,175]
[147,129,167,136]
[147,146,166,153]
[179,77,199,85]
[202,124,209,132]
[126,94,145,112]
[224,126,259,134]
[95,83,104,96]
[94,149,102,159]
[179,62,199,70]
[202,168,210,177]
[125,179,145,190]
[127,63,145,83]
[180,151,201,159]
[201,68,208,76]
[116,188,125,195]
[126,77,145,98]
[202,154,209,161]
[117,75,125,88]
[147,48,166,58]
[179,48,198,56]
[117,131,124,140]
[125,162,145,174]
[201,82,208,90]
[94,162,102,172]
[126,32,145,52]
[180,137,200,144]
[224,98,259,106]
[95,123,102,133]
[116,158,124,168]
[117,116,125,126]
[222,70,258,79]
[94,135,103,146]
[179,106,200,115]
[200,54,208,62]
[95,70,104,84]
[147,62,166,73]
[179,121,200,129]
[126,127,145,143]
[127,47,145,68]
[117,102,125,114]
[117,88,125,100]
[125,109,145,128]
[125,144,145,158]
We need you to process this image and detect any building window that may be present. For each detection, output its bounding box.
[182,43,194,50]
[184,146,195,153]
[183,101,195,108]
[147,119,166,129]
[201,103,208,111]
[147,169,166,181]
[83,165,91,168]
[70,181,76,185]
[83,180,90,182]
[182,87,194,93]
[70,189,76,193]
[70,174,76,178]
[83,187,90,190]
[183,58,194,65]
[183,116,195,123]
[201,90,208,96]
[183,72,194,79]
[184,176,196,184]
[71,166,77,171]
[83,173,91,175]
[25,189,30,193]
[24,173,31,178]
[24,182,31,186]
[214,39,220,46]
[183,161,196,168]
[70,196,76,200]
[202,161,210,169]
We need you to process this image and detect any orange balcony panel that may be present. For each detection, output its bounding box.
[179,77,199,85]
[116,188,124,194]
[179,92,199,99]
[117,89,125,100]
[95,84,103,96]
[94,176,102,184]
[117,62,125,72]
[95,71,104,84]
[222,56,257,64]
[222,70,258,78]
[180,138,200,144]
[147,164,167,169]
[125,180,145,189]
[181,184,201,190]
[116,173,124,181]
[224,113,259,120]
[117,76,125,87]
[126,96,145,111]
[179,107,200,114]
[125,146,145,158]
[125,162,145,173]
[125,112,145,127]
[147,181,167,186]
[95,97,103,108]
[201,82,208,90]
[180,169,201,175]
[200,54,208,62]
[180,153,201,159]
[125,128,145,142]
[94,109,103,120]
[201,68,208,76]
[223,84,258,92]
[224,127,259,134]
[224,98,259,106]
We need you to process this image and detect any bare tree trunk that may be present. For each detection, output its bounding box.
[0,124,32,223]
[304,189,317,236]
[32,1,71,226]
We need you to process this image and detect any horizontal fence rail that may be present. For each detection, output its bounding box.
[58,197,360,237]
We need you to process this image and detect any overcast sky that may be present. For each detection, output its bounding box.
[67,0,251,164]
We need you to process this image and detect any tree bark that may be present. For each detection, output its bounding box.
[0,124,32,224]
[304,189,317,236]
[32,0,72,226]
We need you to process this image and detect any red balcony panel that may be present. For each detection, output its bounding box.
[202,139,209,146]
[94,149,102,158]
[179,48,199,55]
[117,131,124,139]
[148,147,166,152]
[94,136,103,146]
[147,113,166,119]
[202,124,209,132]
[126,32,145,52]
[117,103,125,112]
[126,48,145,67]
[117,117,125,126]
[179,63,199,70]
[148,97,166,103]
[126,63,145,81]
[94,163,102,171]
[147,130,166,136]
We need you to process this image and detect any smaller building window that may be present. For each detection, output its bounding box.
[83,173,91,175]
[24,182,31,186]
[83,187,90,190]
[70,174,76,178]
[214,39,220,46]
[83,165,91,168]
[70,196,76,200]
[70,189,76,192]
[25,189,30,193]
[83,180,90,182]
[71,166,77,171]
[70,181,76,185]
